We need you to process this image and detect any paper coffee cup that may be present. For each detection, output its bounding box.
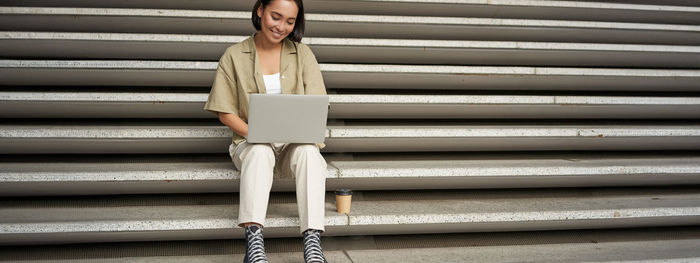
[334,189,353,214]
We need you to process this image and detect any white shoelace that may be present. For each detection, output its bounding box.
[303,229,326,263]
[245,226,269,263]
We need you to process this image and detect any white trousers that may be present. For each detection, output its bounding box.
[229,142,327,233]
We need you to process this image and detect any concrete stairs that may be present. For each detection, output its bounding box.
[2,227,700,262]
[1,0,699,262]
[2,187,700,245]
[2,153,699,195]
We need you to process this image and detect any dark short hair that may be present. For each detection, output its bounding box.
[252,0,305,42]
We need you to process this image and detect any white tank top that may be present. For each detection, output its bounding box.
[262,73,282,94]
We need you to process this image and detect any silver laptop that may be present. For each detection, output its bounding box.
[246,94,329,143]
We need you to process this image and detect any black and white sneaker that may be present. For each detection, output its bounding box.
[244,225,269,263]
[302,229,328,263]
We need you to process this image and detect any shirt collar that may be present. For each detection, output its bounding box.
[243,33,299,94]
[241,33,297,55]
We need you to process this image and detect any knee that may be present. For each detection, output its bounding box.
[244,144,275,163]
[292,144,324,163]
[294,144,320,156]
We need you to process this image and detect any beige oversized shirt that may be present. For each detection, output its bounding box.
[204,34,327,148]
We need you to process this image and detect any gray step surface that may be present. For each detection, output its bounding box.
[2,227,699,262]
[4,243,697,263]
[597,0,700,7]
[4,0,700,24]
[1,124,699,153]
[324,124,700,152]
[3,60,700,91]
[2,228,700,262]
[5,32,700,67]
[2,154,698,195]
[1,187,698,245]
[2,92,700,119]
[342,240,700,263]
[2,7,700,44]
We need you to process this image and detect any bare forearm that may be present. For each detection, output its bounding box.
[218,112,248,137]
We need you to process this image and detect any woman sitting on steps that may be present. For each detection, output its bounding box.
[204,0,329,262]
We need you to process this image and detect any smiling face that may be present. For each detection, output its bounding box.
[256,0,298,44]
